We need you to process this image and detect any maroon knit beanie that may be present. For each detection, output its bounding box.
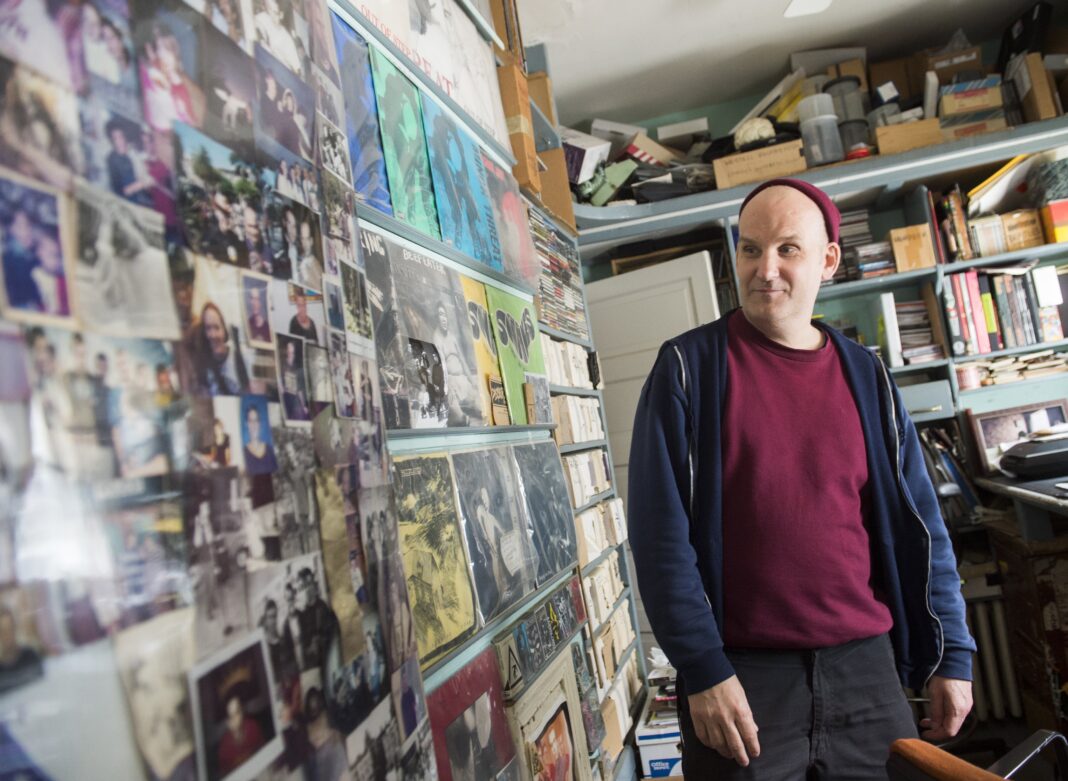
[739,178,841,245]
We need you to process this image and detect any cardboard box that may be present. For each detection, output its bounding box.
[924,45,984,83]
[497,54,540,193]
[939,82,1004,116]
[874,118,944,156]
[488,0,523,59]
[1001,209,1044,250]
[560,126,611,185]
[712,140,805,190]
[1008,51,1061,124]
[941,116,1008,140]
[636,700,683,778]
[826,57,868,91]
[527,72,556,126]
[621,133,681,167]
[869,55,925,102]
[537,147,577,231]
[1041,199,1068,242]
[889,223,937,271]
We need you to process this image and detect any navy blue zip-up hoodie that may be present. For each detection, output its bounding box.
[628,313,975,694]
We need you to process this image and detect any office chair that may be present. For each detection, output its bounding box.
[886,729,1068,780]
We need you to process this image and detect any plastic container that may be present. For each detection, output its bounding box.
[800,74,829,97]
[824,76,865,121]
[867,103,901,128]
[800,115,844,166]
[797,93,835,124]
[838,119,869,152]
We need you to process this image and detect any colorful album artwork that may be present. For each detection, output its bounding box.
[368,47,439,239]
[459,276,502,426]
[482,151,540,288]
[330,13,391,215]
[484,286,546,426]
[420,94,500,270]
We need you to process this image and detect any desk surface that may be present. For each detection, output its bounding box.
[974,475,1068,517]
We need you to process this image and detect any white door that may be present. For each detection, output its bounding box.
[587,251,722,658]
[586,251,721,507]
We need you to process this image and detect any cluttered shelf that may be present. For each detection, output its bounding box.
[957,336,1068,363]
[576,116,1068,255]
[958,370,1068,398]
[891,359,950,374]
[356,210,536,298]
[600,638,640,707]
[328,0,516,168]
[582,539,625,578]
[940,241,1068,274]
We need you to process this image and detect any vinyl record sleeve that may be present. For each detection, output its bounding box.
[484,287,545,426]
[512,441,578,586]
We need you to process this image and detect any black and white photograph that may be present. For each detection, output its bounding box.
[0,586,45,694]
[189,630,283,781]
[345,698,402,781]
[268,280,324,346]
[113,609,198,781]
[312,66,344,129]
[523,373,552,425]
[201,24,256,153]
[304,0,338,85]
[361,224,410,430]
[405,337,446,428]
[255,44,314,161]
[263,143,320,212]
[319,167,353,240]
[513,442,578,586]
[182,254,252,397]
[324,278,345,331]
[340,260,372,351]
[328,330,357,419]
[311,405,352,469]
[74,180,182,340]
[271,421,321,558]
[317,114,351,185]
[174,121,269,270]
[184,465,252,657]
[0,54,82,189]
[305,342,333,413]
[452,448,539,624]
[0,171,73,327]
[240,271,273,349]
[358,484,398,614]
[252,0,309,78]
[390,655,425,740]
[263,190,323,288]
[183,0,253,52]
[275,331,311,426]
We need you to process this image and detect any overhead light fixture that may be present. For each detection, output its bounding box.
[784,0,832,17]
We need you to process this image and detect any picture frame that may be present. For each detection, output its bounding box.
[965,398,1068,475]
[506,647,592,781]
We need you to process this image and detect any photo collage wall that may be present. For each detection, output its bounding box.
[0,0,574,779]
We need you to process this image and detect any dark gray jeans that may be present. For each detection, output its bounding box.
[678,634,918,780]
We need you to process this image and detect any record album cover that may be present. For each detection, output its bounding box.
[481,151,539,288]
[360,224,410,429]
[391,454,476,667]
[512,441,578,586]
[484,286,545,426]
[368,47,439,239]
[389,238,481,428]
[459,276,501,426]
[420,95,500,270]
[330,13,391,215]
[426,647,516,781]
[451,448,537,624]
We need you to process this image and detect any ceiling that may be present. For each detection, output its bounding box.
[517,0,1039,128]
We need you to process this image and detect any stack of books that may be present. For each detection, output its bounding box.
[530,206,590,341]
[853,241,896,279]
[897,300,945,364]
[834,210,875,284]
[958,350,1068,386]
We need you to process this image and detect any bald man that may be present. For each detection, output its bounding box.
[628,178,974,779]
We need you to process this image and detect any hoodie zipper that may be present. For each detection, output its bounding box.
[880,362,944,687]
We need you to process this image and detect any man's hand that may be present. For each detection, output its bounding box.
[688,676,760,767]
[921,676,972,741]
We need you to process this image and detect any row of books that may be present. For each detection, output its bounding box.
[593,601,638,697]
[878,287,947,368]
[530,206,590,342]
[562,448,612,509]
[541,333,598,389]
[942,266,1065,356]
[575,497,627,569]
[552,396,606,446]
[583,548,626,629]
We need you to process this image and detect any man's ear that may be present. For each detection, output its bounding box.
[821,242,841,282]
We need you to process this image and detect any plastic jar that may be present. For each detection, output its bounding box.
[800,115,844,166]
[839,119,869,152]
[797,93,836,124]
[824,76,865,121]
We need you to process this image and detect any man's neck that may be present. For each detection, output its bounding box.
[741,310,824,350]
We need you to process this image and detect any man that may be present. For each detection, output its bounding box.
[105,120,152,207]
[628,178,974,779]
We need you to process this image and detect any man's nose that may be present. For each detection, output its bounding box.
[755,252,780,281]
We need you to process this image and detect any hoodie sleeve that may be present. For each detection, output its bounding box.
[893,382,976,681]
[627,343,735,693]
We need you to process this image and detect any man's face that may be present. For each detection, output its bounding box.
[109,127,128,153]
[10,211,33,247]
[736,186,838,335]
[284,209,297,241]
[204,308,226,354]
[244,207,260,242]
[294,293,307,317]
[436,306,448,333]
[299,221,313,254]
[226,697,243,733]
